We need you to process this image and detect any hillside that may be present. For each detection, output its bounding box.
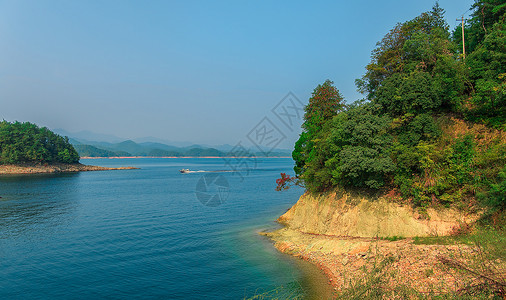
[0,121,80,164]
[271,2,506,297]
[286,2,505,215]
[73,144,131,157]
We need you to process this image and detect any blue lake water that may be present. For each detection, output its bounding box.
[0,158,330,299]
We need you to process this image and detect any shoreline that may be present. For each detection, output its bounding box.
[264,228,475,295]
[0,163,138,175]
[80,156,292,159]
[263,192,492,296]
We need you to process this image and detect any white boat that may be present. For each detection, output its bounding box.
[179,169,190,173]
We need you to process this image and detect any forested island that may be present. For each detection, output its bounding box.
[270,1,505,298]
[0,121,136,174]
[0,121,80,164]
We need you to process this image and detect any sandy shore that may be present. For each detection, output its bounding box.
[0,163,138,174]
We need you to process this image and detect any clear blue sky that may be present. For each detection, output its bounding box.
[0,0,474,147]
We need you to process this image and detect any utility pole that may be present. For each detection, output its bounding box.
[457,17,466,59]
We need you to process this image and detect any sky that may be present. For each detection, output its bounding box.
[0,0,475,148]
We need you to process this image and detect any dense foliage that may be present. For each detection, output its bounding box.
[0,121,80,164]
[290,1,505,212]
[453,0,506,128]
[292,79,345,178]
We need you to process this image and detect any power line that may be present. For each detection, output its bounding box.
[460,7,472,18]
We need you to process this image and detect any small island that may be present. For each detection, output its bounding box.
[0,121,137,174]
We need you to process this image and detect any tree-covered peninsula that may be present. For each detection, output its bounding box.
[286,1,505,214]
[0,121,137,174]
[0,121,80,164]
[271,2,505,297]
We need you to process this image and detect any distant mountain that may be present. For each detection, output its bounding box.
[109,140,146,155]
[137,142,181,152]
[74,145,132,157]
[266,150,292,157]
[185,147,223,157]
[53,128,126,143]
[72,139,291,158]
[55,128,291,157]
[132,136,195,147]
[146,148,182,157]
[212,144,236,152]
[68,137,83,145]
[69,139,195,157]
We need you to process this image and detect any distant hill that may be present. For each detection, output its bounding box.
[53,128,126,143]
[56,129,291,157]
[109,140,146,155]
[74,145,132,157]
[71,139,291,158]
[137,142,181,152]
[185,147,223,157]
[132,136,195,147]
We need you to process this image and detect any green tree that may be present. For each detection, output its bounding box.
[357,4,467,116]
[465,17,506,128]
[303,80,345,133]
[0,121,80,164]
[281,1,505,213]
[356,4,449,99]
[325,103,395,190]
[292,80,344,177]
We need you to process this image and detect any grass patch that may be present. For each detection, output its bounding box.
[380,235,405,241]
[412,236,460,245]
[413,226,506,257]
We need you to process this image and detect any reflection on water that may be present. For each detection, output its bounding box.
[0,173,80,239]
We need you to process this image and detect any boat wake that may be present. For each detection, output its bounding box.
[180,169,236,174]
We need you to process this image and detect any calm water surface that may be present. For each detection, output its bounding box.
[0,158,330,299]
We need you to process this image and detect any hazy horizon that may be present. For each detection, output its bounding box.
[53,127,296,151]
[1,0,474,148]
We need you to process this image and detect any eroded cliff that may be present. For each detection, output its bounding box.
[276,191,480,238]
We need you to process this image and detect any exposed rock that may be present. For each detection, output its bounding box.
[277,192,481,237]
[0,163,138,174]
[265,191,492,295]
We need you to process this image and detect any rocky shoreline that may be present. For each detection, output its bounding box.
[0,163,138,174]
[264,229,478,296]
[264,192,494,297]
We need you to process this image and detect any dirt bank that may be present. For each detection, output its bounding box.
[277,192,480,237]
[265,192,487,296]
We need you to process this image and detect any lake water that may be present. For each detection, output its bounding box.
[0,158,330,299]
